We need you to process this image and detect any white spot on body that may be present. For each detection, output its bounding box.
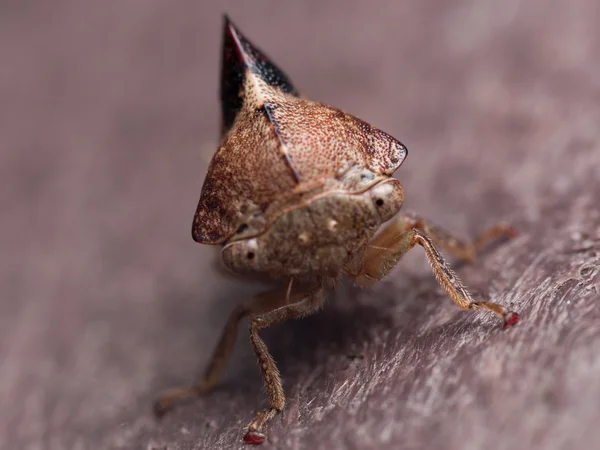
[247,239,259,251]
[298,232,310,243]
[370,181,395,201]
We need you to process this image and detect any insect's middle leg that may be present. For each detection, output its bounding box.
[350,222,519,328]
[376,213,516,262]
[244,288,325,444]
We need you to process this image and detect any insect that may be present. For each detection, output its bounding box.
[154,15,520,445]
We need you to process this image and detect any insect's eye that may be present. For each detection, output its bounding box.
[375,198,384,206]
[236,223,249,234]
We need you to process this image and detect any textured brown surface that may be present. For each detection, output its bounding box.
[2,1,600,449]
[193,19,407,246]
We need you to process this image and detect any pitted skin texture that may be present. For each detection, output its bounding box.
[192,18,407,245]
[222,179,405,279]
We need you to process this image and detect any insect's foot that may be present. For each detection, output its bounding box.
[153,386,208,418]
[243,430,266,445]
[153,397,173,418]
[503,311,520,329]
[504,225,519,239]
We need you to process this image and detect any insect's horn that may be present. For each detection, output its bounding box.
[220,14,299,136]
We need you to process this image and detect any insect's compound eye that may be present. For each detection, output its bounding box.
[369,180,404,222]
[371,185,390,209]
[243,239,259,262]
[221,238,260,272]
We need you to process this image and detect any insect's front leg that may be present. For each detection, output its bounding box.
[154,284,325,445]
[154,284,314,414]
[373,213,517,263]
[244,287,325,444]
[349,216,519,328]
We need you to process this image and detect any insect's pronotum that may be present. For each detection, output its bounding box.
[154,15,520,445]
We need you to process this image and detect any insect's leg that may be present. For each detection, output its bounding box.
[244,288,325,445]
[153,285,306,417]
[350,226,519,328]
[379,213,516,262]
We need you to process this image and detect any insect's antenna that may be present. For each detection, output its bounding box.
[367,244,391,252]
[285,277,294,305]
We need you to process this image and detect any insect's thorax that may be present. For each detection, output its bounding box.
[221,177,404,279]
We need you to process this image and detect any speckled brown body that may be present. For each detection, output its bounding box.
[192,19,407,252]
[155,15,519,446]
[222,177,405,278]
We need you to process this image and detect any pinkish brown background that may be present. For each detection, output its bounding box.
[1,1,600,449]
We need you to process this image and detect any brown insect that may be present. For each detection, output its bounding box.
[154,15,520,445]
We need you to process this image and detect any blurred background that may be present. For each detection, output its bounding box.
[1,1,599,449]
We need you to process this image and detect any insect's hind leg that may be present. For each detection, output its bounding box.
[153,284,306,416]
[350,222,519,328]
[379,213,516,262]
[244,288,325,444]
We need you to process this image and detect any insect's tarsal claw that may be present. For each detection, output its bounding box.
[503,311,520,329]
[506,226,519,238]
[243,430,266,445]
[152,399,171,418]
